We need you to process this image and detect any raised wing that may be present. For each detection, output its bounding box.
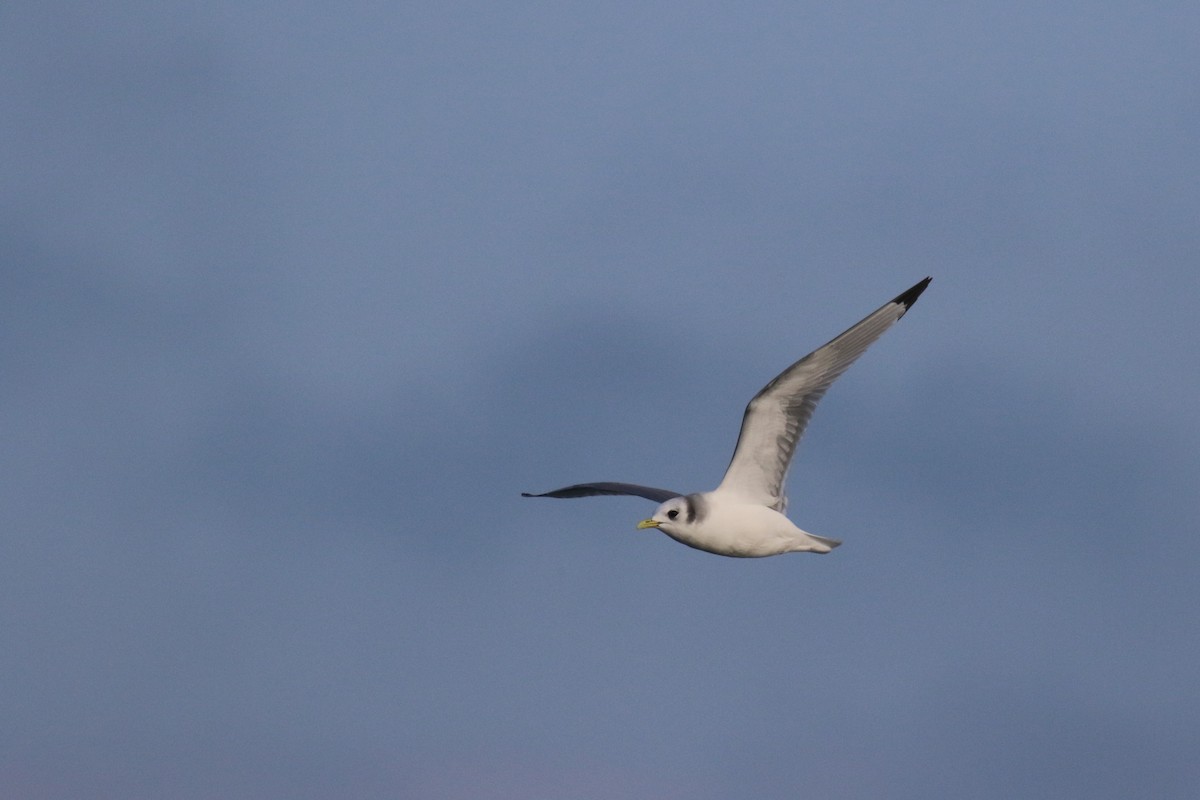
[521,482,682,504]
[716,277,930,511]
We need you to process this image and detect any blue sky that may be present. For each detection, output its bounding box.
[3,2,1198,798]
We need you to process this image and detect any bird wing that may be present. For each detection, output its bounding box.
[521,482,681,503]
[716,277,930,511]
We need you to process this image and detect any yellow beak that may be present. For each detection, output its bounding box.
[637,519,660,529]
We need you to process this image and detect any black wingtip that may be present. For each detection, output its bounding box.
[891,277,932,311]
[520,492,537,497]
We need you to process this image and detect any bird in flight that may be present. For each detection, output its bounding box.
[523,277,931,557]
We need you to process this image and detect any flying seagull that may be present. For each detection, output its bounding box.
[523,277,931,557]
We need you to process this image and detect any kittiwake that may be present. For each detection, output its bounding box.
[522,277,931,557]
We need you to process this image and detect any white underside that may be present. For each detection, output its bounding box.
[656,492,837,558]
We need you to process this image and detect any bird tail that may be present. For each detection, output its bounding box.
[800,532,842,554]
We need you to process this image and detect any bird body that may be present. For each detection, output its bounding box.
[523,277,931,558]
[641,492,840,557]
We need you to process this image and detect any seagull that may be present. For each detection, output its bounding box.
[523,277,931,558]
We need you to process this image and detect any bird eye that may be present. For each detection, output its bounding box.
[667,509,679,520]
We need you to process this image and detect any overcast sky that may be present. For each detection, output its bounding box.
[3,2,1199,798]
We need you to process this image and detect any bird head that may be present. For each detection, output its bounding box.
[637,495,698,534]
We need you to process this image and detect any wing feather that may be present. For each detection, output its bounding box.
[716,277,930,510]
[521,482,681,503]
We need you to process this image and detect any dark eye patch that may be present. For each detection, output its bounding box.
[666,509,679,520]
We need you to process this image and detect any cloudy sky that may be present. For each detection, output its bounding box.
[3,2,1198,798]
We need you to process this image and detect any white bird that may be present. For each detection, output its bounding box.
[523,277,931,557]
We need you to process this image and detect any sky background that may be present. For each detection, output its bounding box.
[3,2,1199,798]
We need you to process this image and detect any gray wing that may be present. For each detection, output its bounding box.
[716,277,930,511]
[521,482,682,504]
